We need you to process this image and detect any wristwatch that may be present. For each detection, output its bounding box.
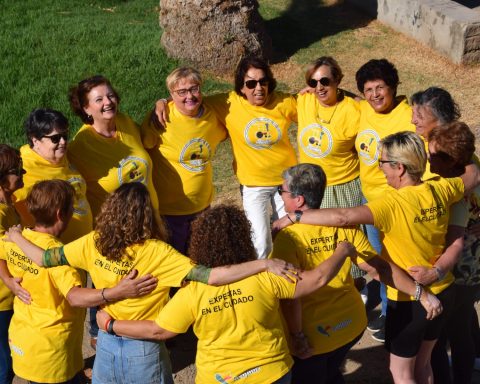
[294,210,303,223]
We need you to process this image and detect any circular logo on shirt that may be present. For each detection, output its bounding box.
[67,176,89,216]
[356,129,381,166]
[299,124,333,159]
[179,138,211,172]
[244,117,281,150]
[117,156,149,185]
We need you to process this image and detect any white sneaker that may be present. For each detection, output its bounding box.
[360,286,368,305]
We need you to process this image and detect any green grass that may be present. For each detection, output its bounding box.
[0,0,176,147]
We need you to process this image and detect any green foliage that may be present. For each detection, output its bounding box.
[0,0,179,147]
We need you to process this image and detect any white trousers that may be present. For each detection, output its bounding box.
[242,185,286,259]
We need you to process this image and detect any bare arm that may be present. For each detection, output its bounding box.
[280,299,313,359]
[208,258,299,286]
[359,256,442,320]
[460,163,480,195]
[293,241,354,298]
[0,259,31,304]
[273,206,374,233]
[96,309,178,341]
[152,98,172,128]
[66,269,158,307]
[5,226,44,266]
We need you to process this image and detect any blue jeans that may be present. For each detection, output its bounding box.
[0,310,13,384]
[362,197,387,316]
[92,331,174,384]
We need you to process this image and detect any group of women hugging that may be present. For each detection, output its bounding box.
[0,55,479,384]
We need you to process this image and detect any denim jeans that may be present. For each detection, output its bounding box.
[92,331,174,384]
[0,310,13,384]
[241,185,285,259]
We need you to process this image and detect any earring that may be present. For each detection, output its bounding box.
[87,114,92,120]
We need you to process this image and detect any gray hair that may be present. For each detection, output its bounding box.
[282,164,327,209]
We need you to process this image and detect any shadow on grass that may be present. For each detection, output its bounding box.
[265,0,374,63]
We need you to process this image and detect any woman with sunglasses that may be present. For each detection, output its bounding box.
[0,144,25,384]
[141,67,227,254]
[206,56,297,259]
[274,131,480,384]
[68,75,159,221]
[14,108,93,244]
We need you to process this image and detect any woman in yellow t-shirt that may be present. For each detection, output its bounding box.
[7,182,298,384]
[354,59,416,339]
[141,67,227,254]
[0,145,24,384]
[15,108,93,244]
[95,204,355,384]
[68,75,158,220]
[274,131,478,384]
[297,56,361,209]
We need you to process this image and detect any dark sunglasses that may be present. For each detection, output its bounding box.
[307,77,332,88]
[42,133,68,144]
[277,186,292,195]
[244,78,269,89]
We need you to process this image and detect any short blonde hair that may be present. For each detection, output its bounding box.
[380,131,427,182]
[166,67,202,93]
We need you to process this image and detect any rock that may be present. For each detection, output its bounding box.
[159,0,272,72]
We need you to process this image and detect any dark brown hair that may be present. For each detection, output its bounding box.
[68,75,120,124]
[429,121,475,168]
[355,59,399,95]
[234,56,277,96]
[0,145,22,184]
[24,108,69,147]
[27,180,74,227]
[188,205,256,268]
[94,182,167,261]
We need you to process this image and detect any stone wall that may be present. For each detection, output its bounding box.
[347,0,480,64]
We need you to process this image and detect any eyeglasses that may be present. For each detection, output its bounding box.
[172,85,201,97]
[378,159,397,168]
[277,186,293,195]
[244,78,269,89]
[42,133,68,144]
[307,77,332,88]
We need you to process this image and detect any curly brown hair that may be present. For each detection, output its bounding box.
[188,204,256,268]
[94,182,167,261]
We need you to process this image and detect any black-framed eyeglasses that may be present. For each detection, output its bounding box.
[172,85,200,97]
[277,186,293,195]
[378,159,397,168]
[42,133,68,144]
[244,78,269,89]
[307,77,332,88]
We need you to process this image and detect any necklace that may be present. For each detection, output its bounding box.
[317,102,338,125]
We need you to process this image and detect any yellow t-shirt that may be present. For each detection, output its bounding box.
[14,144,93,243]
[355,97,415,201]
[63,232,194,320]
[67,112,158,218]
[0,229,84,383]
[0,203,20,311]
[271,224,375,354]
[141,101,227,215]
[208,92,297,186]
[367,177,464,300]
[156,272,296,384]
[297,93,360,185]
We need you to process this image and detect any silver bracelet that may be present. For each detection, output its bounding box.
[414,281,423,301]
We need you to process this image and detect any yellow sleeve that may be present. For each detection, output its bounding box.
[156,284,195,333]
[49,266,84,298]
[140,111,161,150]
[258,272,296,300]
[341,227,377,264]
[270,229,300,267]
[366,195,396,233]
[62,233,93,271]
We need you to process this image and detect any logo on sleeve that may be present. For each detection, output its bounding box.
[67,176,89,216]
[244,117,281,149]
[117,156,150,185]
[299,124,333,158]
[356,129,381,166]
[179,138,211,172]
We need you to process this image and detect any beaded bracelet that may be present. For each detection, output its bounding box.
[101,288,110,303]
[414,281,423,301]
